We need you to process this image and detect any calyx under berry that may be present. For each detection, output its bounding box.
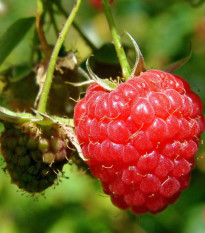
[69,33,146,92]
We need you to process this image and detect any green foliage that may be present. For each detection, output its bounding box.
[0,17,35,65]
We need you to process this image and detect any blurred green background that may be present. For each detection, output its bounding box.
[0,0,205,232]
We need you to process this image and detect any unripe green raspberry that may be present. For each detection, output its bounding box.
[0,122,72,193]
[51,137,64,152]
[42,152,55,164]
[38,138,49,152]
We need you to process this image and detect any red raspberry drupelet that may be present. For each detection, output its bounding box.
[74,70,205,214]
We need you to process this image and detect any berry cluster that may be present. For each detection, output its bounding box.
[74,69,205,214]
[1,123,71,193]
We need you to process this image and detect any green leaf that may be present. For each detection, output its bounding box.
[0,17,35,66]
[183,205,205,233]
[9,64,33,82]
[94,43,119,65]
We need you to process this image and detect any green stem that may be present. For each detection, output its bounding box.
[36,0,43,15]
[101,0,131,80]
[54,0,97,51]
[37,0,83,114]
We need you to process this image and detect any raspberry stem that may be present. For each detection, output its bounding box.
[36,0,52,60]
[37,0,83,114]
[53,0,98,52]
[100,0,131,80]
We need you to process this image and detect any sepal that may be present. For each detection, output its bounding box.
[126,32,146,77]
[0,107,35,124]
[86,57,117,91]
[164,50,192,73]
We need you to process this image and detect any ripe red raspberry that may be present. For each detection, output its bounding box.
[74,69,205,214]
[88,0,114,10]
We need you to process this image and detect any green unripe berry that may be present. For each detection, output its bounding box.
[12,169,23,180]
[18,156,31,167]
[15,146,27,157]
[18,135,28,146]
[27,137,37,150]
[51,137,63,152]
[38,138,49,152]
[42,152,55,164]
[7,138,17,150]
[21,174,33,182]
[55,149,67,162]
[11,155,18,164]
[27,166,38,175]
[4,150,13,162]
[1,122,71,193]
[31,150,42,161]
[47,172,58,184]
[41,168,50,177]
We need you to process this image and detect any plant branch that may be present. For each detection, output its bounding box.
[36,0,52,60]
[54,0,97,51]
[100,0,131,80]
[37,0,83,114]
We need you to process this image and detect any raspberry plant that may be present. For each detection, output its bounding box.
[0,0,204,224]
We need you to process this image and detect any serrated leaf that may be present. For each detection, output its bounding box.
[0,17,35,66]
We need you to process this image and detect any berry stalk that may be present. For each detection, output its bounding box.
[100,0,131,80]
[37,0,83,114]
